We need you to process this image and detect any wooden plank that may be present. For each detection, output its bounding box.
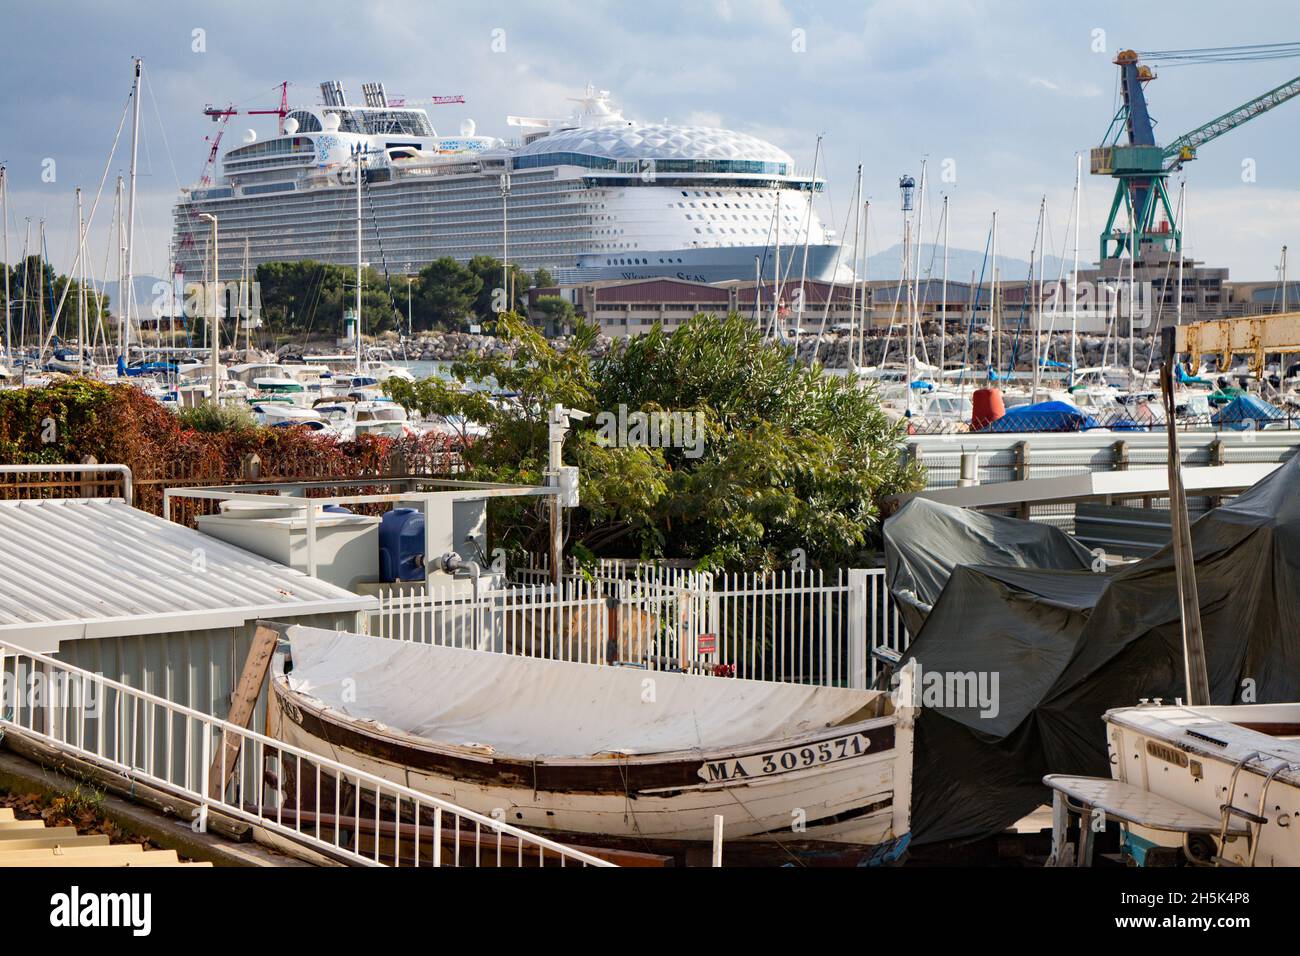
[0,819,46,831]
[0,843,146,864]
[0,808,15,821]
[0,825,78,842]
[208,621,281,799]
[0,833,111,852]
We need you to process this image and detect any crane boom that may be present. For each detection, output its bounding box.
[1163,72,1300,169]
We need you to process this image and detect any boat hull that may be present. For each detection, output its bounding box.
[271,677,907,848]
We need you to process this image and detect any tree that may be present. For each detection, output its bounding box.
[466,255,529,322]
[388,311,924,569]
[415,258,481,330]
[534,296,576,335]
[533,267,555,290]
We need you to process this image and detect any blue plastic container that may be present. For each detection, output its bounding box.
[379,508,425,582]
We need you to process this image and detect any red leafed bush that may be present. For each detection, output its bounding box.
[0,381,460,512]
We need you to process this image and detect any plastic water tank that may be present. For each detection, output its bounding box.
[379,508,425,582]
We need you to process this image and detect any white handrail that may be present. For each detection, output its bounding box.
[0,638,614,868]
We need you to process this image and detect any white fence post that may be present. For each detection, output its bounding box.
[847,569,869,690]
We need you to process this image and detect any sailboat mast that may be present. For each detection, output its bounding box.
[903,214,913,400]
[77,187,86,374]
[1071,155,1081,383]
[356,148,363,374]
[1128,200,1137,388]
[1283,244,1289,315]
[912,160,928,363]
[848,164,863,366]
[1175,181,1186,328]
[859,200,870,369]
[1,165,9,362]
[989,211,998,380]
[36,220,45,353]
[123,57,142,361]
[795,136,823,333]
[20,219,29,363]
[115,177,125,361]
[940,196,949,383]
[1032,197,1045,403]
[241,237,251,353]
[772,188,782,337]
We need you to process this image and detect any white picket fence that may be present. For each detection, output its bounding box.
[370,562,910,688]
[0,640,613,867]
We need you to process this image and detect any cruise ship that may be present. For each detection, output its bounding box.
[171,82,843,287]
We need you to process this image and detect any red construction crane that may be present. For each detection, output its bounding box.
[431,95,466,105]
[203,81,292,130]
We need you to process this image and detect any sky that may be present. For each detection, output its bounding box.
[2,0,1299,285]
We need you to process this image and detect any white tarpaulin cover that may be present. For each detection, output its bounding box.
[285,626,882,758]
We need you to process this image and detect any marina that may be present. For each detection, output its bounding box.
[4,0,1300,941]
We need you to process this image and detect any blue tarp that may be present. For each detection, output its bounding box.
[981,400,1099,433]
[1212,394,1285,429]
[1175,364,1213,387]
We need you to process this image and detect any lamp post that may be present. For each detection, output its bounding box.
[199,213,219,405]
[406,270,414,340]
[500,173,511,314]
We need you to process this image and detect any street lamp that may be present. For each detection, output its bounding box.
[198,213,219,406]
[500,173,511,314]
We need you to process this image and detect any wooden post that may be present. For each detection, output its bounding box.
[1161,329,1210,707]
[386,447,409,480]
[79,454,98,499]
[1208,437,1225,509]
[605,596,621,666]
[240,452,262,482]
[208,622,281,800]
[1013,442,1030,519]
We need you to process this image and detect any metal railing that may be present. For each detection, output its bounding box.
[372,563,910,688]
[908,409,1300,437]
[0,463,133,502]
[0,638,614,868]
[372,567,713,673]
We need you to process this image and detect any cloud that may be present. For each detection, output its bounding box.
[1,0,1296,285]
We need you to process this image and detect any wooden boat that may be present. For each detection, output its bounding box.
[268,625,916,855]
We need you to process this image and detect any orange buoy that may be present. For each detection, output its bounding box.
[971,387,1006,431]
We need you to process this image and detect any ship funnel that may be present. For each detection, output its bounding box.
[362,82,388,108]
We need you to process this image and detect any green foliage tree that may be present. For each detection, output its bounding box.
[388,312,924,570]
[533,296,576,335]
[532,267,555,289]
[415,258,482,330]
[466,255,529,323]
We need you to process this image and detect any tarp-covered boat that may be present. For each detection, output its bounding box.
[269,626,917,852]
[887,453,1300,845]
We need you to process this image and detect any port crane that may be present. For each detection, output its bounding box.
[1093,44,1300,261]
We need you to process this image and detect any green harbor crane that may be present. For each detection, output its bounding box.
[1093,44,1300,262]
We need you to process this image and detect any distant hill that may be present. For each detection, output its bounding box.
[862,244,1073,283]
[101,276,169,314]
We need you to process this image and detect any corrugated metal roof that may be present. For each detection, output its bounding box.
[0,499,374,650]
